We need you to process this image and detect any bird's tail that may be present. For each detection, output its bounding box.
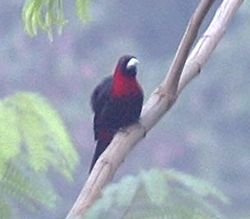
[89,140,110,174]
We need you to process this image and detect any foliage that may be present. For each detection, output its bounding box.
[85,169,229,219]
[5,0,249,218]
[0,162,57,218]
[0,92,79,218]
[22,0,90,40]
[76,0,90,22]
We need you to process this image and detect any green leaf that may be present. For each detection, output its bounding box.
[0,92,79,217]
[141,169,169,206]
[0,199,12,219]
[86,169,228,219]
[0,103,21,179]
[1,163,57,210]
[166,169,229,204]
[4,92,79,180]
[76,0,90,22]
[22,0,90,39]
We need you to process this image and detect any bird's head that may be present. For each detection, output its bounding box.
[111,55,142,97]
[115,55,139,78]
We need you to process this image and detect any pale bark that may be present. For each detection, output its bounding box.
[66,0,243,218]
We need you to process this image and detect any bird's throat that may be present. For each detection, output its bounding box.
[111,71,140,97]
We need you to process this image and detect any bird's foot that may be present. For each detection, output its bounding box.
[119,121,147,137]
[126,122,148,136]
[119,127,130,135]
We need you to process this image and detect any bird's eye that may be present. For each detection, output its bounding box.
[126,58,139,70]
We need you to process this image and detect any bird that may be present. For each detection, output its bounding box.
[89,55,144,173]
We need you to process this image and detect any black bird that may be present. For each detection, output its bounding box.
[89,55,144,173]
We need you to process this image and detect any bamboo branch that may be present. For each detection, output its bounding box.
[66,0,243,218]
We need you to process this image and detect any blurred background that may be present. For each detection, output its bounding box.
[1,0,250,218]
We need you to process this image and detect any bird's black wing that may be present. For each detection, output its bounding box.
[90,76,112,140]
[90,76,112,114]
[132,91,144,122]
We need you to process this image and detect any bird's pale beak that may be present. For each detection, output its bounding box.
[126,58,139,69]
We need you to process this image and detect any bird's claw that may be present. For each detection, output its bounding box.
[119,127,130,135]
[119,121,147,137]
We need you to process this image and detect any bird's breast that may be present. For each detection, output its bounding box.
[111,73,142,97]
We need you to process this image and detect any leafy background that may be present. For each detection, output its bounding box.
[1,0,250,218]
[85,169,229,219]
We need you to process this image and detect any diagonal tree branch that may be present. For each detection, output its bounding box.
[66,0,243,218]
[163,0,215,97]
[177,0,243,94]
